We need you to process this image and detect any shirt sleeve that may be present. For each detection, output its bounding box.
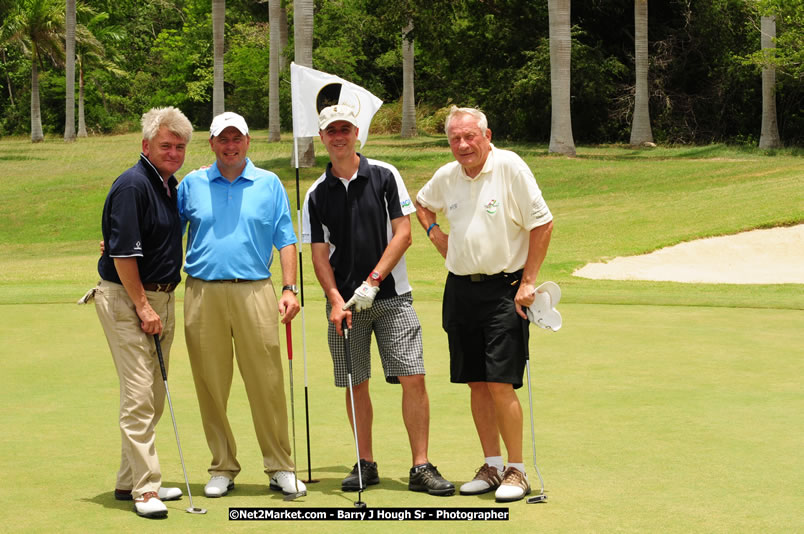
[107,185,144,257]
[272,180,298,250]
[416,170,447,214]
[510,163,553,230]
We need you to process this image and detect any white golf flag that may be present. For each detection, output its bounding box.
[290,62,383,148]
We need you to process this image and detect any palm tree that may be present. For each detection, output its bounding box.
[64,0,75,141]
[400,21,416,138]
[212,0,225,117]
[759,15,781,149]
[630,0,653,146]
[76,11,119,137]
[2,0,66,142]
[268,0,282,142]
[293,0,315,167]
[547,0,575,156]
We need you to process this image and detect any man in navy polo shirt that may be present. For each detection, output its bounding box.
[92,106,193,519]
[177,112,305,499]
[302,104,454,496]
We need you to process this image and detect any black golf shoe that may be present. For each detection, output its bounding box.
[342,459,380,491]
[408,462,455,496]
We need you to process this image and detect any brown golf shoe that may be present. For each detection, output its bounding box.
[459,463,504,495]
[494,466,531,502]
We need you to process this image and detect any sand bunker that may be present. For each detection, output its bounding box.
[573,225,804,284]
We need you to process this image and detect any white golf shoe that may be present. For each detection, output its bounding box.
[494,467,531,502]
[115,486,182,501]
[158,486,182,501]
[133,491,168,519]
[204,475,234,497]
[270,471,307,495]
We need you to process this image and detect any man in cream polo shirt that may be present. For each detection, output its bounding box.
[415,106,553,503]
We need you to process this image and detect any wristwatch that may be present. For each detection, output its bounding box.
[282,284,299,295]
[370,271,383,283]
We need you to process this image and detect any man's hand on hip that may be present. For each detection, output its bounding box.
[342,281,380,312]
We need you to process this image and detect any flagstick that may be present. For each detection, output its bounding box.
[293,135,318,484]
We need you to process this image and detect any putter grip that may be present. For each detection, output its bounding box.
[285,322,293,360]
[153,334,168,381]
[342,319,353,375]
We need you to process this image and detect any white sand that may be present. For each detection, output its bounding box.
[573,224,804,284]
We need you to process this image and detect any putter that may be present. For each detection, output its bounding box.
[283,322,306,501]
[342,320,367,509]
[525,354,547,503]
[153,335,207,514]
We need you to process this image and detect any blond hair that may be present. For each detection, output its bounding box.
[141,107,193,143]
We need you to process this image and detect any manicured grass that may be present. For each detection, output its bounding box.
[0,133,801,531]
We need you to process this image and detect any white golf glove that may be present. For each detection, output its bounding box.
[342,281,380,312]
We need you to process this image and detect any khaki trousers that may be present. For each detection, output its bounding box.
[184,276,293,478]
[94,280,175,498]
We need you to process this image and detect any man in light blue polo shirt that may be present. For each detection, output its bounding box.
[177,112,306,498]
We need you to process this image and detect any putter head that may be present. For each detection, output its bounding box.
[354,500,367,509]
[186,507,208,514]
[527,494,547,504]
[283,491,307,501]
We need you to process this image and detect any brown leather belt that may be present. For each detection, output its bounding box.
[142,282,178,292]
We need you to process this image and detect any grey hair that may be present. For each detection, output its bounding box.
[141,107,193,143]
[444,105,488,135]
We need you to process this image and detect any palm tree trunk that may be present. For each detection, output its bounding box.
[630,0,653,146]
[759,15,781,149]
[212,0,225,117]
[400,21,416,138]
[548,0,575,156]
[293,0,315,167]
[31,58,44,143]
[1,49,15,107]
[77,58,87,137]
[268,0,281,142]
[279,4,288,71]
[64,0,76,141]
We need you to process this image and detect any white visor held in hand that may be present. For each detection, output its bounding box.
[526,281,562,331]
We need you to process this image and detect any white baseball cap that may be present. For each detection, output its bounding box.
[210,112,249,138]
[526,281,562,331]
[318,105,358,131]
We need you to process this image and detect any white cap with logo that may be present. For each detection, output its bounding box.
[318,105,359,131]
[210,112,249,138]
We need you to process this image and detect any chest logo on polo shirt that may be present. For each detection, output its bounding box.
[484,199,499,214]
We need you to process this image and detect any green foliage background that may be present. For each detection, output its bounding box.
[1,0,803,143]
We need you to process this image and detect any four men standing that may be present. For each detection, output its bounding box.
[94,103,551,516]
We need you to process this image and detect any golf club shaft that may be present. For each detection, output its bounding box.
[153,335,197,509]
[285,322,301,495]
[525,357,546,494]
[342,320,364,493]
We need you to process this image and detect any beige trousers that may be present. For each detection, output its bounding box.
[184,276,293,479]
[94,280,175,498]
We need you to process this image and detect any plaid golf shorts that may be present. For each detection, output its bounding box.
[326,292,425,387]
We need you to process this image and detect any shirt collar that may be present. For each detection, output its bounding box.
[459,143,495,181]
[209,157,256,183]
[139,153,178,191]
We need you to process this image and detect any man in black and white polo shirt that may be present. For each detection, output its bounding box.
[302,104,454,497]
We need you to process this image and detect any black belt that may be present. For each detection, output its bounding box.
[142,282,178,292]
[453,271,521,283]
[210,278,256,283]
